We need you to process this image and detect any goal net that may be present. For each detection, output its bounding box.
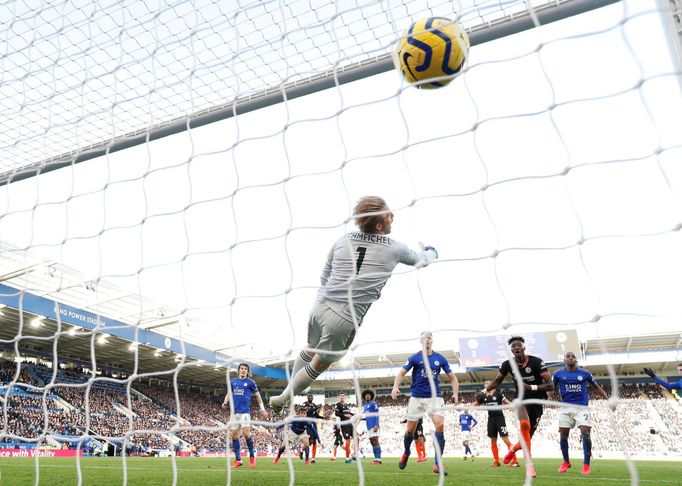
[1,0,681,484]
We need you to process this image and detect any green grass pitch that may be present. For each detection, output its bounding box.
[0,457,678,485]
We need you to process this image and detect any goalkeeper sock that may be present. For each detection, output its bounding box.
[560,435,569,462]
[491,441,499,462]
[417,442,424,459]
[582,433,592,465]
[277,446,285,459]
[312,443,317,459]
[344,440,351,459]
[292,351,313,376]
[275,364,321,406]
[333,447,337,458]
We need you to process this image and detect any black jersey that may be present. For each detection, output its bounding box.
[499,354,549,400]
[334,401,353,422]
[477,390,506,417]
[305,401,323,419]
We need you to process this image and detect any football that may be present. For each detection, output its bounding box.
[396,17,469,89]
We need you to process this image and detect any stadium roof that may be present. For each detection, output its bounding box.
[1,242,680,390]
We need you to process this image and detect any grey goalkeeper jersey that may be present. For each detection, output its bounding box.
[316,232,436,323]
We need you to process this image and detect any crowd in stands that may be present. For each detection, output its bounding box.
[1,358,681,458]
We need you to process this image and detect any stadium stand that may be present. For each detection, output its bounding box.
[2,357,681,459]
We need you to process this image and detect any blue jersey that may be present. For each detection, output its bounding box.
[402,351,452,398]
[553,368,595,406]
[459,413,477,431]
[653,376,682,393]
[275,417,313,436]
[363,401,379,429]
[230,377,259,413]
[290,419,313,436]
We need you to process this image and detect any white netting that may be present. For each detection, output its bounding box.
[1,0,681,485]
[2,0,622,175]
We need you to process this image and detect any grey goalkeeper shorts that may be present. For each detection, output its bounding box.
[307,302,357,364]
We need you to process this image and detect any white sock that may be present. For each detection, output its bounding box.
[274,363,321,406]
[292,350,313,376]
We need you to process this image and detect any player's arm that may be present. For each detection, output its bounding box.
[447,371,459,404]
[397,242,438,267]
[221,385,231,409]
[472,416,478,428]
[391,368,409,399]
[486,371,506,392]
[526,371,554,392]
[253,391,268,418]
[590,382,609,401]
[644,368,681,391]
[319,247,334,286]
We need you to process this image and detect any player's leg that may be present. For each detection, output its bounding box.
[273,439,286,464]
[242,424,257,468]
[369,434,382,464]
[229,425,242,468]
[578,415,593,475]
[342,425,354,462]
[309,425,318,463]
[302,436,311,464]
[400,398,424,470]
[271,308,353,411]
[488,418,500,466]
[269,312,322,411]
[510,405,532,457]
[496,419,516,466]
[416,436,426,461]
[558,427,572,472]
[430,410,448,476]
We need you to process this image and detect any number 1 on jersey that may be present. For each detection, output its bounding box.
[355,246,367,274]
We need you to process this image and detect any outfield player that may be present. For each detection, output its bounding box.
[335,392,356,463]
[222,363,268,469]
[362,389,382,464]
[392,331,459,476]
[273,407,313,465]
[486,336,553,478]
[330,418,344,461]
[269,196,438,412]
[554,351,610,476]
[458,410,477,460]
[473,380,517,467]
[303,393,324,463]
[643,364,682,396]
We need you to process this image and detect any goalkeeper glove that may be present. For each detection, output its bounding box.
[643,367,656,378]
[423,245,438,258]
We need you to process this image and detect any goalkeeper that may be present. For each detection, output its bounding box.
[643,365,682,396]
[270,196,438,412]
